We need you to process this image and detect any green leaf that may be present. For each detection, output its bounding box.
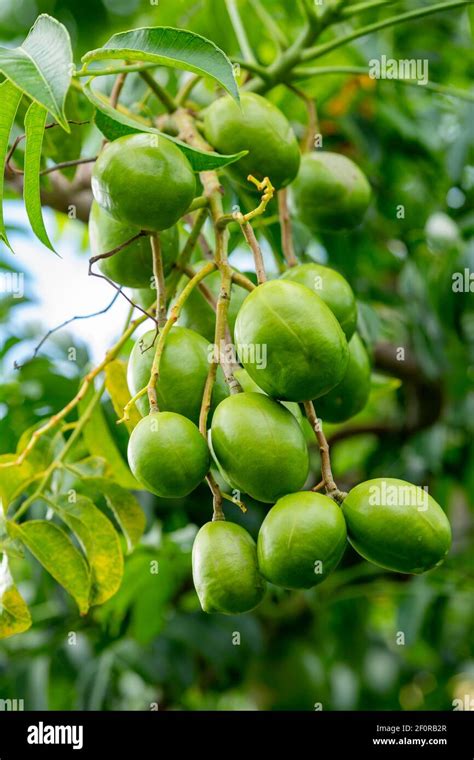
[8,519,91,614]
[0,14,73,131]
[82,26,239,102]
[79,478,145,553]
[78,390,141,491]
[0,80,23,250]
[23,101,56,252]
[85,83,247,171]
[0,454,37,512]
[0,554,32,639]
[53,495,123,606]
[105,359,141,434]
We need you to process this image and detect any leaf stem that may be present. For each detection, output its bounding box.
[225,0,258,64]
[139,69,177,113]
[301,0,474,62]
[75,62,159,78]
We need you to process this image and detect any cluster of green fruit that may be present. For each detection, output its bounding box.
[89,92,451,615]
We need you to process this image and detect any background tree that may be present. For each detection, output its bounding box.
[0,0,473,711]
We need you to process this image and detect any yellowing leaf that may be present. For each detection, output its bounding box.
[54,495,123,605]
[105,359,141,433]
[0,554,32,639]
[8,519,91,614]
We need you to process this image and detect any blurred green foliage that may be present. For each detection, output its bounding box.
[0,0,473,711]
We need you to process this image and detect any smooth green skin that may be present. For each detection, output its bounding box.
[281,263,357,340]
[127,412,210,498]
[210,392,309,503]
[175,263,248,342]
[292,151,371,232]
[234,280,349,402]
[317,333,371,423]
[342,478,452,574]
[89,202,179,288]
[203,92,300,190]
[233,367,303,425]
[192,521,266,614]
[92,133,196,231]
[258,492,347,589]
[127,327,228,421]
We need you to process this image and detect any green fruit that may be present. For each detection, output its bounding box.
[342,478,451,574]
[210,392,309,503]
[281,263,357,340]
[292,151,371,231]
[234,280,348,402]
[127,327,228,422]
[317,333,371,423]
[174,262,249,342]
[127,412,209,498]
[257,492,347,589]
[233,367,303,425]
[89,201,179,288]
[203,92,300,190]
[92,133,196,231]
[192,521,266,614]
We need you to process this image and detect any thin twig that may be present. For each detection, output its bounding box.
[151,233,167,330]
[2,314,149,470]
[277,188,298,267]
[110,72,127,108]
[239,219,266,283]
[88,231,148,267]
[231,271,256,292]
[14,292,121,370]
[304,400,347,503]
[4,120,90,171]
[41,157,97,176]
[11,383,106,521]
[122,263,217,422]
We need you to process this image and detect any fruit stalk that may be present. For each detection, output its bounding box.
[150,233,167,330]
[199,264,233,434]
[165,207,209,298]
[303,400,346,503]
[277,188,297,267]
[239,219,267,283]
[142,262,217,419]
[206,471,225,521]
